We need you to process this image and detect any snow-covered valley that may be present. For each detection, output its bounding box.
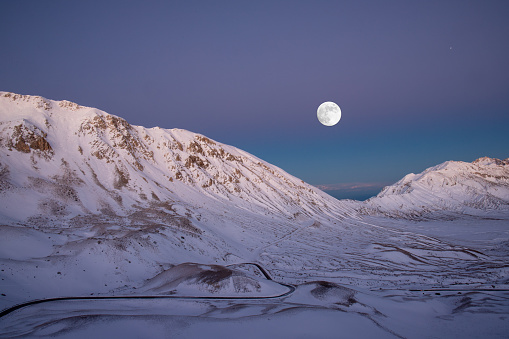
[0,92,508,338]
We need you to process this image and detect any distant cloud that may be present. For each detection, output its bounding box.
[314,182,390,201]
[314,182,389,192]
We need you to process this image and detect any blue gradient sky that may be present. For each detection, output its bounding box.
[2,1,508,197]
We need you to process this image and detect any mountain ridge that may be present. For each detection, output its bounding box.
[0,91,353,225]
[1,91,507,224]
[358,156,509,219]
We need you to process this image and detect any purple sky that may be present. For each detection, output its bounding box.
[2,1,508,198]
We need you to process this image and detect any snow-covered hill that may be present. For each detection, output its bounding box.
[357,157,509,219]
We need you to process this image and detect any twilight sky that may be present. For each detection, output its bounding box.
[2,1,508,199]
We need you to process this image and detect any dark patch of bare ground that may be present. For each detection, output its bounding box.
[305,281,357,306]
[195,265,233,285]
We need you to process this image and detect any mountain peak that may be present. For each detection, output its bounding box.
[0,91,87,114]
[472,156,509,166]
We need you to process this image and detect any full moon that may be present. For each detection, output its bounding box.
[317,101,341,126]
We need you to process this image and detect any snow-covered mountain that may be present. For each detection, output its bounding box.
[0,91,354,225]
[2,91,507,226]
[0,91,361,301]
[358,157,509,219]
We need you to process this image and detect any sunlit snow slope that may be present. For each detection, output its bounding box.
[0,92,353,223]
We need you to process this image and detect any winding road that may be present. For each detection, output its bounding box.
[0,263,295,319]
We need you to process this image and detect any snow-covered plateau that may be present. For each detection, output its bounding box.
[0,92,508,338]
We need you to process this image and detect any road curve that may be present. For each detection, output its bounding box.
[226,262,273,280]
[0,263,295,319]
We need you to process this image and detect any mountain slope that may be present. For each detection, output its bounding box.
[0,91,359,301]
[357,157,509,219]
[0,91,354,224]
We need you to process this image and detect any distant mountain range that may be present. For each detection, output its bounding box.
[1,91,507,225]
